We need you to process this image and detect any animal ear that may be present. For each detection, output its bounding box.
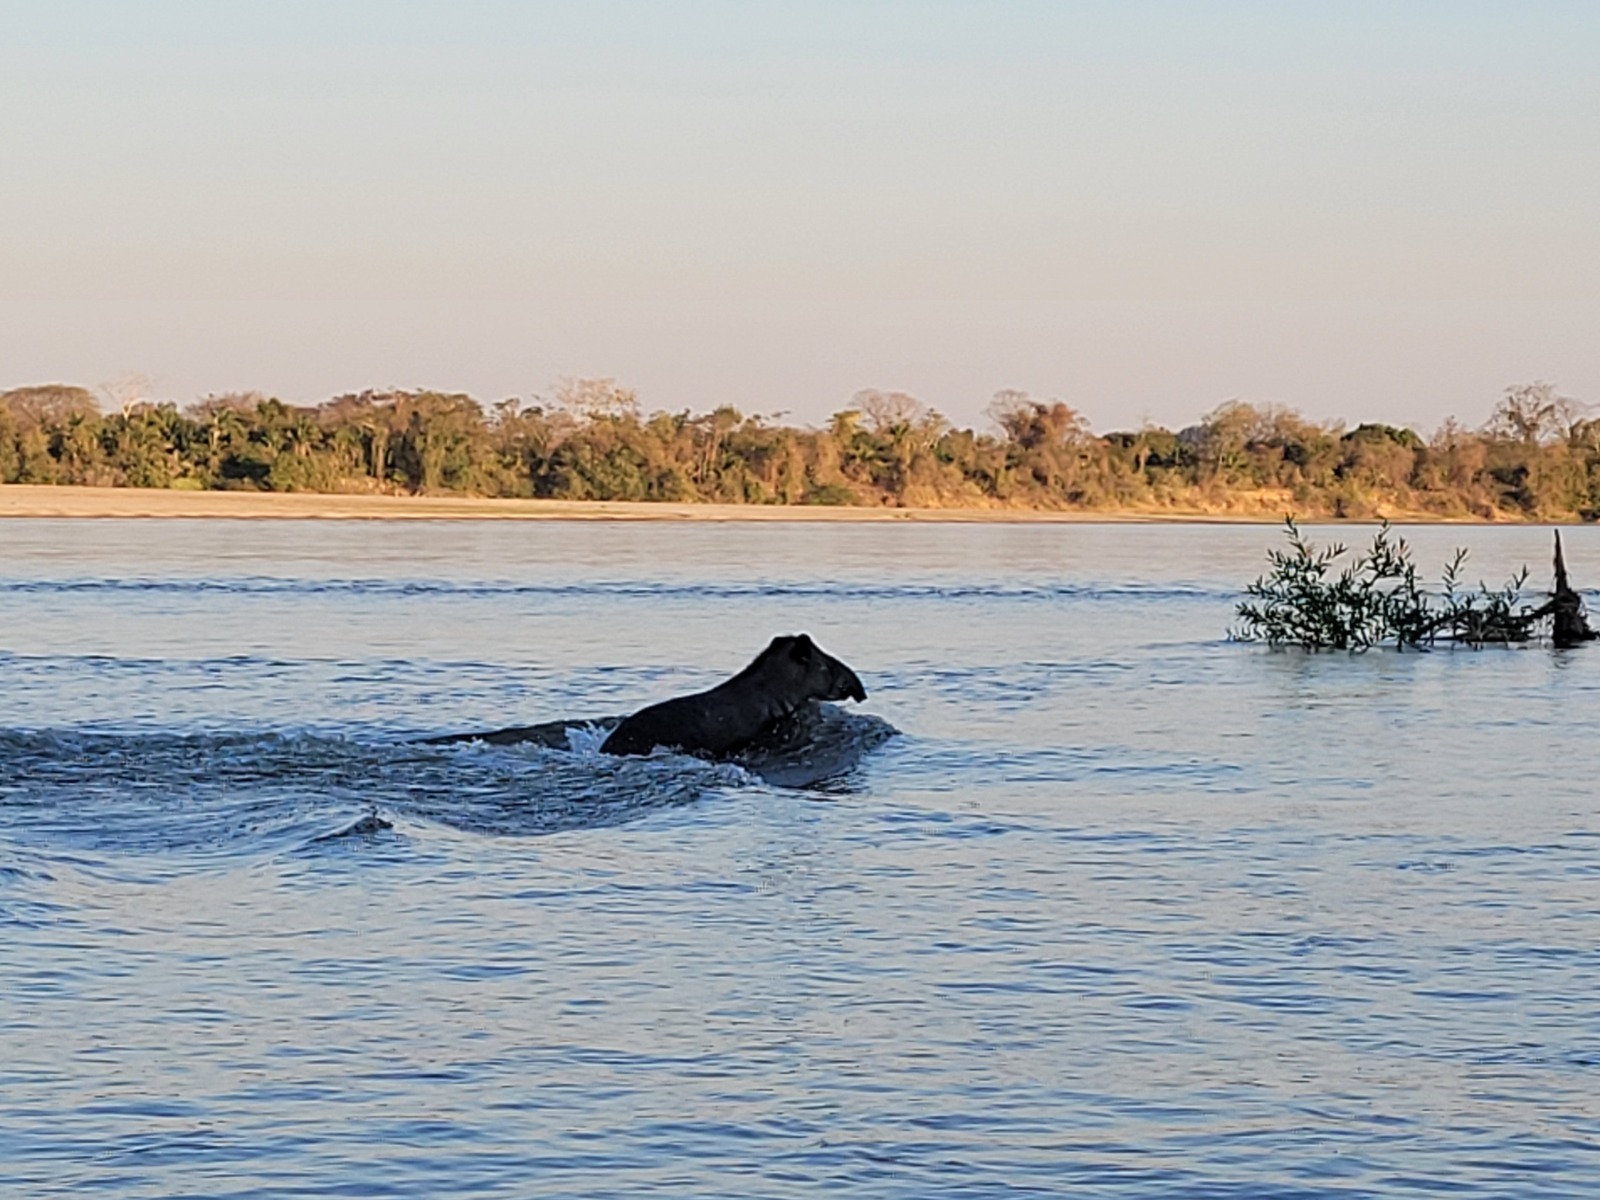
[789,633,815,660]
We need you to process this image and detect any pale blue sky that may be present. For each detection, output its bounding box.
[2,1,1596,432]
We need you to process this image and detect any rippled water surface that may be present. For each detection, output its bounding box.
[4,517,1600,1198]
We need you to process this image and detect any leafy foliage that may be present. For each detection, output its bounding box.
[1,380,1597,516]
[1233,519,1538,650]
[1436,551,1532,644]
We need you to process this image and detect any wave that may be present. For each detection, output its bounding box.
[0,729,749,862]
[0,707,896,865]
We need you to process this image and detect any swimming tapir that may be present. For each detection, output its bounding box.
[600,634,866,757]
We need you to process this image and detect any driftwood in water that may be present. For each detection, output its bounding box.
[1430,530,1593,647]
[1432,530,1593,647]
[1526,531,1596,648]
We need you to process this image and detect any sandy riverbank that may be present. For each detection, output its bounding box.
[0,484,1228,522]
[0,484,1503,523]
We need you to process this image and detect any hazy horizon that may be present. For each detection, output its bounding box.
[4,1,1596,435]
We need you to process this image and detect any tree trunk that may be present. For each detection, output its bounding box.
[1547,530,1595,648]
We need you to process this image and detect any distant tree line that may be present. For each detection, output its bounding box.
[2,377,1597,519]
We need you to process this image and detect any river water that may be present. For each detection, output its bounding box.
[2,517,1599,1198]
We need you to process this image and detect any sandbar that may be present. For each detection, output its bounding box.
[0,484,1493,523]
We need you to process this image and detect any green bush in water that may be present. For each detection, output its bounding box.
[1233,519,1533,650]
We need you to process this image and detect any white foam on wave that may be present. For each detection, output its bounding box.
[563,722,613,756]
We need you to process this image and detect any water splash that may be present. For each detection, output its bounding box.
[0,705,897,867]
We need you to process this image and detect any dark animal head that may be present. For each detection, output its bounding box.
[762,633,866,704]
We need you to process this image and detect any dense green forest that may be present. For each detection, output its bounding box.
[2,378,1596,519]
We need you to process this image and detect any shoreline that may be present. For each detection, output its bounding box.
[0,483,1551,524]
